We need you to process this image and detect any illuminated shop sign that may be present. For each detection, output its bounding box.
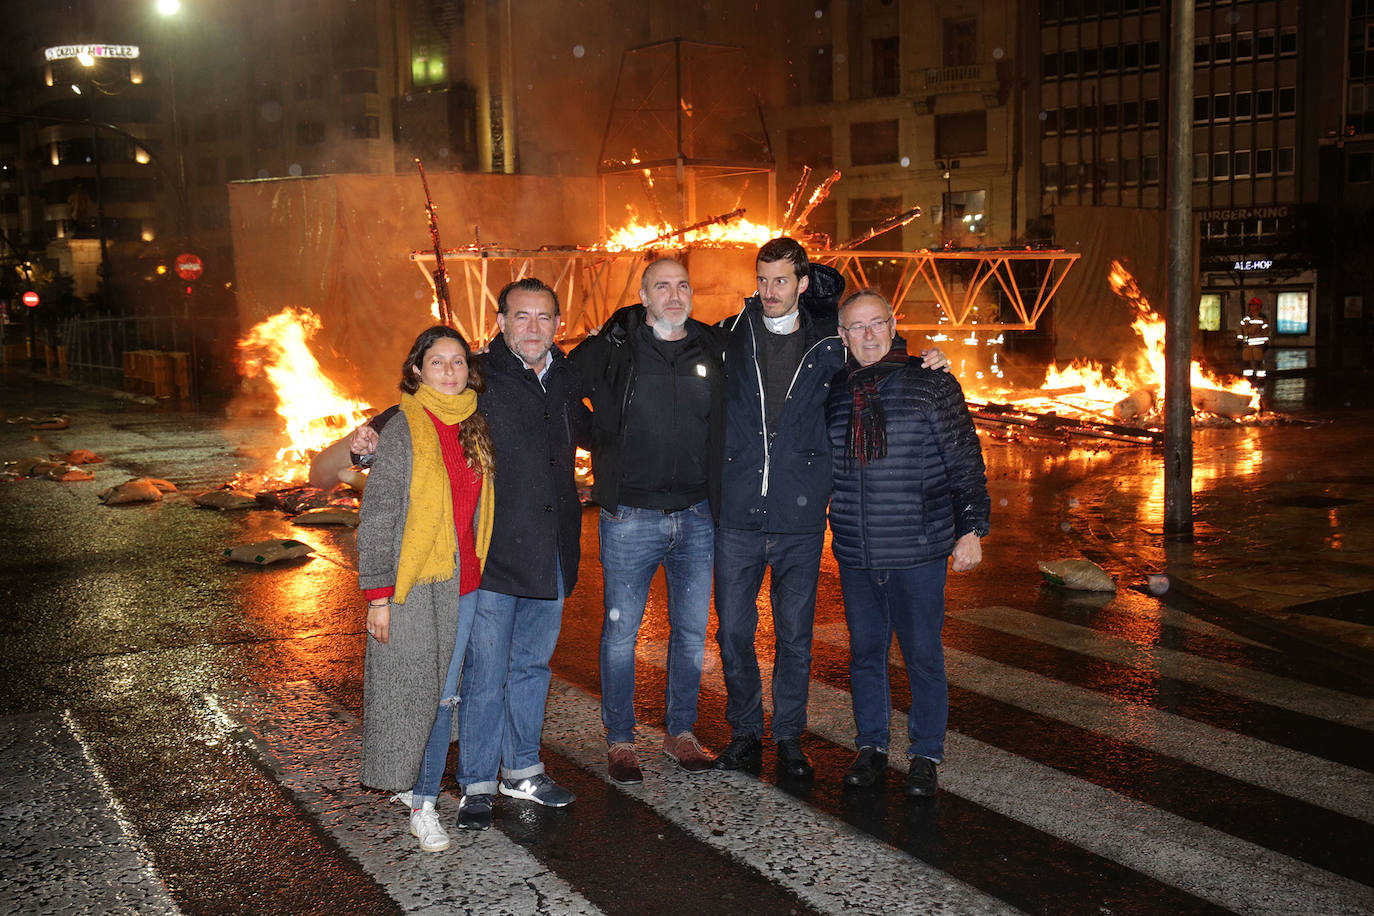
[44,44,140,61]
[1232,259,1274,271]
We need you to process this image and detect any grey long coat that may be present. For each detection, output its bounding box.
[357,416,479,791]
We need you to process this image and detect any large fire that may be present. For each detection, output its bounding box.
[1016,260,1258,421]
[237,308,373,481]
[600,208,780,252]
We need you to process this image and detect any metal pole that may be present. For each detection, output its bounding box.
[1164,0,1196,538]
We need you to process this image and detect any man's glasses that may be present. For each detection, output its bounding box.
[842,317,893,336]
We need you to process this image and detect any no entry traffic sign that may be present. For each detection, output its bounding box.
[174,253,203,282]
[22,291,39,308]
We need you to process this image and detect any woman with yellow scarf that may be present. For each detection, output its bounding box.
[357,325,495,853]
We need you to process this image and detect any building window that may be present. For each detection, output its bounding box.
[786,125,833,170]
[1102,103,1118,128]
[1143,98,1160,125]
[1255,148,1274,176]
[1144,40,1160,68]
[1122,101,1139,127]
[1235,33,1253,60]
[1212,151,1230,179]
[1042,108,1060,135]
[1195,39,1210,65]
[943,18,977,67]
[1144,155,1160,183]
[1198,293,1222,331]
[944,189,987,237]
[1257,90,1274,117]
[1276,291,1308,334]
[1279,28,1297,56]
[1043,162,1060,190]
[341,69,378,95]
[849,195,904,250]
[1194,95,1209,123]
[1234,150,1251,177]
[1213,94,1231,120]
[1278,87,1296,115]
[810,46,833,103]
[196,157,218,187]
[1234,91,1251,119]
[1214,37,1231,62]
[872,36,900,97]
[936,111,987,157]
[1257,31,1275,58]
[1103,45,1119,71]
[1062,107,1079,132]
[1124,43,1140,70]
[347,116,380,139]
[297,121,325,145]
[850,120,900,165]
[1349,151,1374,183]
[1042,51,1059,80]
[1194,152,1208,181]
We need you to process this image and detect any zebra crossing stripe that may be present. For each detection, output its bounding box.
[209,684,604,915]
[812,619,1374,822]
[949,605,1374,728]
[636,638,1374,916]
[0,711,179,915]
[539,676,1018,916]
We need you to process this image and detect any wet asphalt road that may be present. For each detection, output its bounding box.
[2,372,1372,915]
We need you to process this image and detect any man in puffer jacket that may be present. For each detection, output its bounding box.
[825,288,990,798]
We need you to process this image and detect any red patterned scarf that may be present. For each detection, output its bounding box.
[845,337,908,466]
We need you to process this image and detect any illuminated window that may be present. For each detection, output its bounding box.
[1276,291,1308,334]
[1198,293,1221,331]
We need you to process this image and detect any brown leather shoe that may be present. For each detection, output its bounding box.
[663,732,713,774]
[608,742,643,785]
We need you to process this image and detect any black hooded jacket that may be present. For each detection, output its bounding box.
[716,263,846,533]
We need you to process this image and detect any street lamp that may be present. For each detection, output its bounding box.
[156,0,189,250]
[74,58,111,300]
[935,159,959,247]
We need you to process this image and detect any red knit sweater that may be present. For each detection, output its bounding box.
[364,410,483,601]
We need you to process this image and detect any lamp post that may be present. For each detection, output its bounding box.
[72,64,111,298]
[935,159,959,247]
[156,0,190,250]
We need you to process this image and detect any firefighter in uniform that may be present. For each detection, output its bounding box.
[1237,296,1270,379]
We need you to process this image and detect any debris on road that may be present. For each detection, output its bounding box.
[30,416,71,430]
[1037,559,1117,592]
[194,489,259,510]
[292,506,359,526]
[100,477,177,505]
[58,449,104,465]
[44,464,94,481]
[223,539,315,565]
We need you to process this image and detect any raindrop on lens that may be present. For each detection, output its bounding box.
[573,45,586,59]
[608,608,620,622]
[1147,574,1170,595]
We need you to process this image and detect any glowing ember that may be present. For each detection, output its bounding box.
[601,208,780,252]
[237,308,373,481]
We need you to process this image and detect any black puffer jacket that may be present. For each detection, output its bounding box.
[717,263,845,533]
[567,304,727,515]
[825,349,990,569]
[478,334,590,598]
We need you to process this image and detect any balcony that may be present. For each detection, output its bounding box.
[918,63,1002,95]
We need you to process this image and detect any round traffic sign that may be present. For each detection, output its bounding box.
[174,252,203,281]
[22,290,39,308]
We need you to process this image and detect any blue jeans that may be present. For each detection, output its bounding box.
[457,561,565,795]
[598,501,714,743]
[714,526,823,742]
[412,589,479,804]
[838,559,948,762]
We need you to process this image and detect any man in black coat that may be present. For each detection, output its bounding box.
[825,289,989,798]
[450,277,591,829]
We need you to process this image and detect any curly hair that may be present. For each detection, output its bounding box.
[398,325,496,479]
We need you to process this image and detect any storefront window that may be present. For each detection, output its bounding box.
[1198,293,1221,331]
[1276,291,1309,334]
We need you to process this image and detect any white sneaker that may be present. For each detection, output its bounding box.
[409,800,451,852]
[390,790,413,808]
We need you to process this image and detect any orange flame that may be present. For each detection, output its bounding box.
[601,208,780,252]
[1026,261,1258,417]
[237,308,373,481]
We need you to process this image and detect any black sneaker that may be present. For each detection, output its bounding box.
[843,746,888,788]
[905,756,938,798]
[712,734,762,774]
[775,737,814,779]
[457,792,494,830]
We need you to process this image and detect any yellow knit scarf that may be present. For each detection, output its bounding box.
[392,384,494,604]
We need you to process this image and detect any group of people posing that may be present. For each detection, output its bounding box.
[351,237,991,853]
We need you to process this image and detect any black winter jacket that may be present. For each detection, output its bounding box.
[567,304,727,515]
[477,334,590,598]
[718,264,846,533]
[825,349,990,569]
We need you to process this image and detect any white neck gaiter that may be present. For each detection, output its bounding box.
[762,310,800,335]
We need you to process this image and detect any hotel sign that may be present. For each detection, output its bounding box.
[44,44,140,61]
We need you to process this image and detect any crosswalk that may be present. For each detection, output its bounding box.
[12,593,1371,914]
[202,595,1374,915]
